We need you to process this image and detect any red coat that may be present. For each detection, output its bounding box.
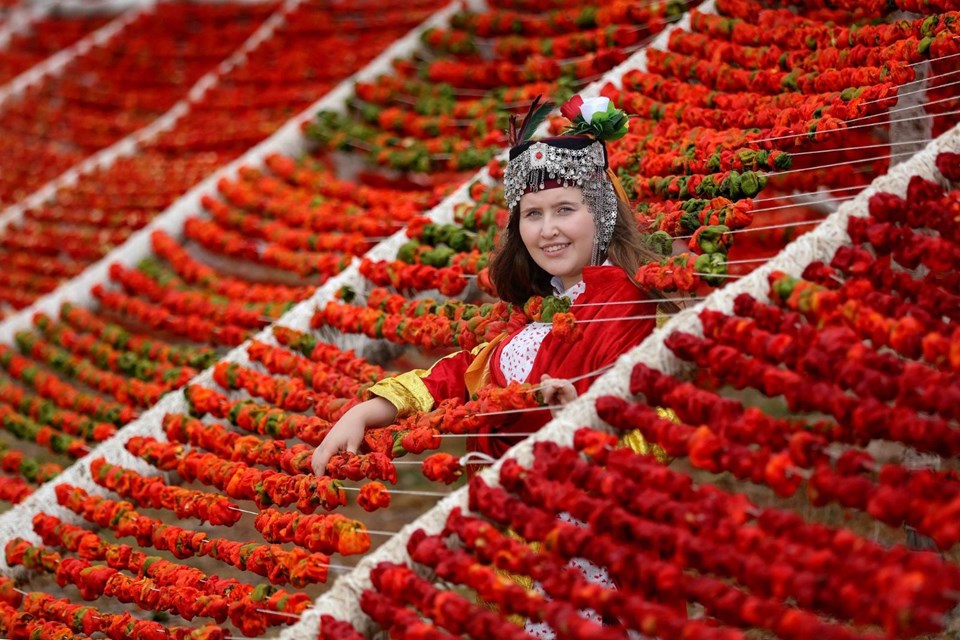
[418,265,657,460]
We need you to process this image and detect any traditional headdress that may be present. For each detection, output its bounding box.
[503,94,630,265]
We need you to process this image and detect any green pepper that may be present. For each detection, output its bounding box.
[696,225,731,254]
[337,285,356,303]
[739,171,765,198]
[540,296,571,323]
[771,273,798,303]
[693,253,728,287]
[372,314,386,339]
[420,245,456,268]
[397,238,420,264]
[18,458,38,482]
[646,231,674,256]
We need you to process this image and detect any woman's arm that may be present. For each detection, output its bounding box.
[310,397,398,474]
[311,344,490,476]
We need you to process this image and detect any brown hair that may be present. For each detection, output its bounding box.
[488,195,661,305]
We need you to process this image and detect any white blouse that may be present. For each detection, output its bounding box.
[500,269,644,638]
[498,277,586,383]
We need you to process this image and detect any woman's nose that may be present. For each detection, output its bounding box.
[540,213,559,237]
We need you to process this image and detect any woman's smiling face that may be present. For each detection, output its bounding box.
[518,186,596,290]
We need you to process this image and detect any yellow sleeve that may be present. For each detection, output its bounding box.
[366,340,493,418]
[367,369,436,418]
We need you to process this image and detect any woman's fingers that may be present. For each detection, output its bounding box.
[311,444,334,476]
[540,375,576,406]
[553,381,575,405]
[311,428,362,476]
[540,374,558,404]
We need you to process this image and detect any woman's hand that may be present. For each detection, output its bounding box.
[540,374,577,407]
[311,397,398,475]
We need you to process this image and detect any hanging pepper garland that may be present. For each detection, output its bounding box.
[133,256,296,320]
[162,412,311,475]
[0,441,61,484]
[667,29,960,72]
[664,328,960,459]
[360,589,463,640]
[33,511,331,589]
[162,411,400,487]
[184,217,353,280]
[151,230,314,305]
[0,345,136,425]
[255,508,371,556]
[58,302,217,370]
[184,385,340,445]
[628,361,861,451]
[213,362,314,412]
[449,0,690,37]
[599,387,960,544]
[14,331,167,408]
[0,402,88,459]
[617,68,899,114]
[645,48,915,95]
[0,476,32,504]
[271,326,388,379]
[636,196,754,237]
[693,5,949,47]
[698,304,959,422]
[769,271,959,371]
[0,574,229,640]
[812,248,960,322]
[92,284,251,347]
[0,600,77,640]
[246,339,380,399]
[365,562,535,639]
[5,537,308,637]
[316,293,529,351]
[90,457,243,526]
[0,373,116,442]
[358,259,470,297]
[126,434,348,513]
[31,315,197,389]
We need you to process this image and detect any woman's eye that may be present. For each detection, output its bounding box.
[523,210,541,218]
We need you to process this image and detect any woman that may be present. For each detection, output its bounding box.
[311,95,663,474]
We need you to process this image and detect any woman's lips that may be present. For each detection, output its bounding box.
[541,242,570,256]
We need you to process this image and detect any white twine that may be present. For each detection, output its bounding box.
[789,137,934,157]
[754,184,865,202]
[750,196,853,213]
[341,486,450,497]
[765,150,922,177]
[843,92,959,127]
[458,451,497,466]
[673,219,821,239]
[730,108,960,148]
[908,48,960,68]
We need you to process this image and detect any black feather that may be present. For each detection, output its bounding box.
[508,95,555,147]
